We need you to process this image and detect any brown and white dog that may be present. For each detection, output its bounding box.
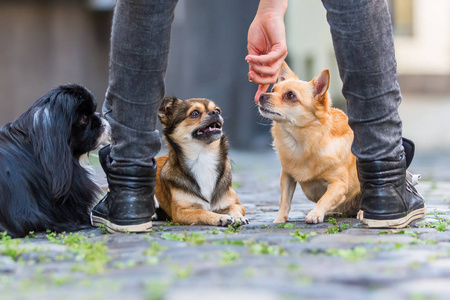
[155,97,248,226]
[258,62,361,224]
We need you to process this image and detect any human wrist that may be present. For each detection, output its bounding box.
[256,0,288,18]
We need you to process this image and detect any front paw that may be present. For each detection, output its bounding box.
[305,209,325,224]
[217,215,235,227]
[234,216,249,225]
[273,213,288,224]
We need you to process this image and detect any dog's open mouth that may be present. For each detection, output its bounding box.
[193,121,222,139]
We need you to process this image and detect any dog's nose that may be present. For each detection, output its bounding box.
[208,110,219,116]
[259,94,269,105]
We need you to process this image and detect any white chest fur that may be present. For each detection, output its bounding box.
[184,144,220,201]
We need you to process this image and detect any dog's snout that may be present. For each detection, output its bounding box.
[208,110,219,116]
[259,94,270,105]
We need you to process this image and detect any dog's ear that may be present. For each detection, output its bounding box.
[158,97,181,125]
[277,61,297,82]
[31,89,75,200]
[312,69,330,97]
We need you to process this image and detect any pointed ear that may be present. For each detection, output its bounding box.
[158,97,181,126]
[277,61,297,83]
[312,69,330,97]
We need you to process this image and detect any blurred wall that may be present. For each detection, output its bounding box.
[0,0,273,150]
[3,0,445,152]
[394,0,450,94]
[0,0,111,124]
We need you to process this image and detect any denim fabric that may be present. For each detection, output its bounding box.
[321,0,404,161]
[103,0,178,167]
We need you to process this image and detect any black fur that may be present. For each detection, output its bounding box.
[0,84,105,238]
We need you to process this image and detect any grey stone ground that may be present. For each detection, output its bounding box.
[1,149,450,300]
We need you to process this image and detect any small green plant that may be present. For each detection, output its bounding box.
[286,263,301,272]
[324,218,351,234]
[224,223,243,234]
[172,265,193,279]
[248,241,287,256]
[220,250,241,265]
[161,231,206,245]
[114,260,137,269]
[24,231,37,239]
[43,232,111,274]
[326,247,367,262]
[97,224,109,234]
[262,224,274,232]
[49,274,72,286]
[160,232,185,242]
[290,230,317,242]
[420,219,448,232]
[213,238,246,246]
[427,209,447,216]
[276,223,295,229]
[143,242,168,256]
[0,231,27,260]
[165,220,182,226]
[45,230,62,244]
[432,221,449,232]
[144,281,170,300]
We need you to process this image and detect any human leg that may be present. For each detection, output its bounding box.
[91,0,178,233]
[321,0,425,227]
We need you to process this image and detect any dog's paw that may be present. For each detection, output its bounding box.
[273,213,288,224]
[234,216,249,225]
[217,215,235,227]
[305,210,325,224]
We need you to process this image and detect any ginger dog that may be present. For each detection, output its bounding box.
[155,97,248,226]
[258,62,360,224]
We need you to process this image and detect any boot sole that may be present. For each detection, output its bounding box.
[91,214,152,233]
[358,204,426,229]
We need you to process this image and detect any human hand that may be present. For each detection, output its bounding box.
[246,0,288,103]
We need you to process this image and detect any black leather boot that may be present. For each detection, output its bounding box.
[90,145,156,233]
[357,138,426,228]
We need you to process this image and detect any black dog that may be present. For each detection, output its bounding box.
[0,84,109,238]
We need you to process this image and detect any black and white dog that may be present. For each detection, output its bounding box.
[0,84,110,238]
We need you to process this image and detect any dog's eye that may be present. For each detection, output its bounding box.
[271,87,275,92]
[80,115,89,124]
[285,91,296,100]
[190,110,201,118]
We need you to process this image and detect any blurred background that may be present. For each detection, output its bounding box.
[0,0,449,153]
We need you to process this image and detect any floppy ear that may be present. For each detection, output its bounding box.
[312,69,330,97]
[158,97,181,126]
[277,61,297,82]
[31,90,75,201]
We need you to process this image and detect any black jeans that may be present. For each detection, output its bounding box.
[322,0,404,161]
[103,0,178,167]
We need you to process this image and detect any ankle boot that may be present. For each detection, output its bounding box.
[90,145,156,233]
[357,139,426,228]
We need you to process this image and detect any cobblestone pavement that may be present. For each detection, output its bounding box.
[1,150,450,300]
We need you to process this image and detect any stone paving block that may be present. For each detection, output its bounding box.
[1,150,450,299]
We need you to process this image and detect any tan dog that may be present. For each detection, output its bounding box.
[258,62,361,224]
[155,97,248,226]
